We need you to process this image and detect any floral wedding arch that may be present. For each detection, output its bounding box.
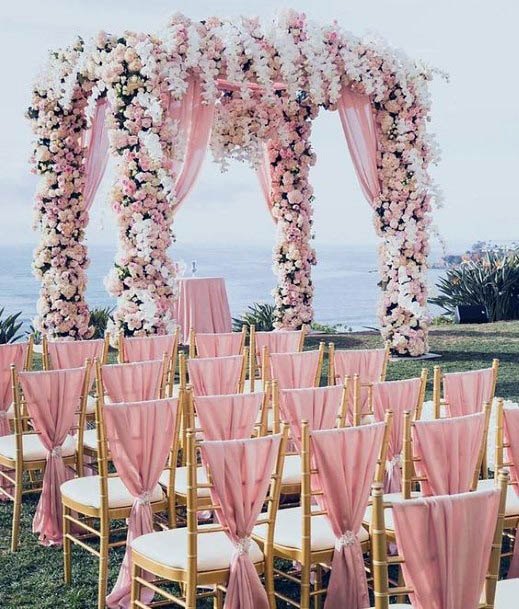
[27,11,441,356]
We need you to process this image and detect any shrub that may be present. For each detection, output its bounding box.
[232,302,276,332]
[430,250,519,321]
[0,308,24,344]
[89,306,114,339]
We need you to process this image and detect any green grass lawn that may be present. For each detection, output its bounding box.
[1,321,518,608]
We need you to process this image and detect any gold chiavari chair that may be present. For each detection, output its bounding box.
[370,471,509,609]
[0,362,88,551]
[129,425,289,609]
[62,362,177,609]
[188,325,247,359]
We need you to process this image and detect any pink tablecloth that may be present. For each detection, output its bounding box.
[173,277,232,343]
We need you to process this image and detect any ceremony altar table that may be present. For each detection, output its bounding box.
[173,277,232,344]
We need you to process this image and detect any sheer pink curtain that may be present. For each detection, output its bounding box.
[46,338,105,369]
[392,489,501,609]
[104,398,178,609]
[195,393,261,440]
[336,88,381,206]
[18,367,86,545]
[503,408,519,578]
[195,332,243,358]
[412,412,485,496]
[201,435,281,609]
[255,143,276,221]
[167,77,215,214]
[371,378,422,493]
[122,334,177,363]
[101,360,164,403]
[187,355,243,396]
[311,424,385,609]
[443,368,494,416]
[269,351,320,390]
[83,98,110,211]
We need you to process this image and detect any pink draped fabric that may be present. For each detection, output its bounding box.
[104,398,178,609]
[83,98,109,211]
[101,360,163,403]
[255,331,302,358]
[280,385,343,450]
[503,408,519,578]
[201,435,281,609]
[269,351,320,390]
[371,378,422,493]
[336,88,381,206]
[392,489,501,609]
[18,367,86,545]
[121,334,176,363]
[167,77,215,214]
[311,424,385,609]
[187,355,243,397]
[255,143,276,221]
[443,368,494,416]
[0,343,27,499]
[412,413,485,496]
[195,332,243,358]
[46,338,105,369]
[195,393,262,441]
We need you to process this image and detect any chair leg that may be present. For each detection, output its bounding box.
[213,586,224,609]
[264,550,276,609]
[63,505,72,584]
[300,560,311,609]
[10,466,23,552]
[185,579,197,609]
[98,526,109,609]
[313,564,323,609]
[395,565,406,604]
[168,491,176,529]
[130,562,141,608]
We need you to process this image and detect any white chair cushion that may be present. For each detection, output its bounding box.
[253,506,369,552]
[0,433,76,461]
[132,524,264,571]
[370,605,412,608]
[363,492,422,530]
[78,429,97,451]
[282,454,301,486]
[86,395,97,414]
[159,466,211,498]
[244,379,264,394]
[5,402,14,419]
[61,475,164,509]
[477,479,519,517]
[495,578,519,608]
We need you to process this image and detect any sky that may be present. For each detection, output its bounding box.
[1,0,518,254]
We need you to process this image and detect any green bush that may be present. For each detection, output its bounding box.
[232,302,276,332]
[89,306,114,339]
[430,250,519,321]
[0,308,24,344]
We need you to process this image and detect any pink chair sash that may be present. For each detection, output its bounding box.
[372,378,422,493]
[269,351,320,390]
[195,332,243,358]
[443,368,494,416]
[122,334,176,363]
[392,489,501,609]
[412,413,485,496]
[101,360,164,403]
[195,393,262,440]
[332,348,386,384]
[201,435,281,609]
[280,385,343,450]
[104,398,178,609]
[255,331,302,356]
[18,367,86,545]
[46,338,105,369]
[503,408,519,578]
[0,343,26,435]
[310,423,385,609]
[187,355,243,396]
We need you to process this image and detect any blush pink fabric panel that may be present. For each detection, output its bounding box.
[18,367,86,545]
[82,98,110,211]
[392,489,501,609]
[122,334,177,363]
[187,355,243,397]
[336,88,381,207]
[195,392,262,440]
[201,435,280,609]
[279,385,343,450]
[412,413,485,496]
[311,424,385,609]
[332,348,386,384]
[101,360,163,403]
[443,368,494,416]
[104,398,178,609]
[46,338,105,369]
[503,407,519,578]
[173,277,232,344]
[195,332,243,358]
[0,343,26,435]
[255,143,276,222]
[269,351,320,390]
[371,377,422,493]
[255,331,302,357]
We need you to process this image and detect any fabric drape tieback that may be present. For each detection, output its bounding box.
[335,530,356,551]
[49,446,62,458]
[137,491,152,506]
[233,536,252,556]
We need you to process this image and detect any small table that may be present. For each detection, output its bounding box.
[173,277,232,344]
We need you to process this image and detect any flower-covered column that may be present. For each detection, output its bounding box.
[268,97,317,329]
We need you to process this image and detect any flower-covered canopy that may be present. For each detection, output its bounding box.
[28,10,441,356]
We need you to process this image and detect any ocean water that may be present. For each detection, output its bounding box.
[0,243,445,330]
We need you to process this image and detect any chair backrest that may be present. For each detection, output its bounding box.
[268,344,325,389]
[327,344,389,386]
[403,407,490,499]
[433,360,498,418]
[189,327,246,358]
[0,342,31,422]
[370,472,509,609]
[96,357,167,403]
[187,354,247,396]
[249,326,305,387]
[42,335,109,370]
[496,400,519,495]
